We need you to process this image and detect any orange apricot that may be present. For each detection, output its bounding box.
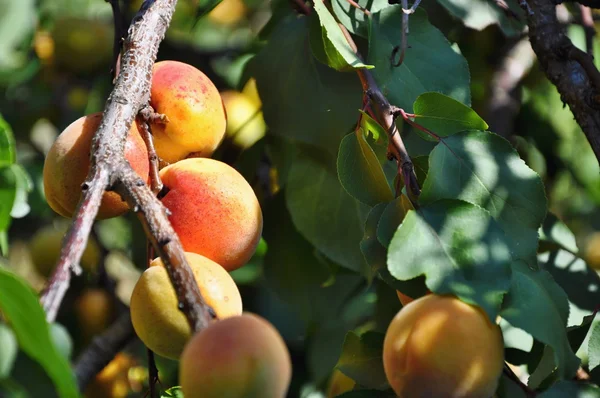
[75,288,115,342]
[43,113,149,219]
[130,252,242,359]
[159,158,263,271]
[179,313,291,398]
[383,294,504,398]
[149,61,226,163]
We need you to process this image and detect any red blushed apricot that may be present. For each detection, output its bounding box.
[179,313,292,398]
[150,61,226,163]
[383,295,504,398]
[159,158,263,271]
[43,113,149,219]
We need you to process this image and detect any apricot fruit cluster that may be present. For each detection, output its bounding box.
[383,294,505,398]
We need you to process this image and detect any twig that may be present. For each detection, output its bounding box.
[522,0,600,164]
[391,0,410,67]
[344,0,371,15]
[293,0,312,14]
[136,114,163,195]
[580,6,595,56]
[74,313,135,392]
[40,0,212,333]
[503,363,536,397]
[393,107,440,141]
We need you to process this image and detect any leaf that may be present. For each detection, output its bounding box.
[161,386,184,398]
[335,331,388,390]
[539,213,579,254]
[286,149,370,274]
[337,130,394,207]
[337,390,397,398]
[360,202,388,275]
[0,267,78,397]
[590,322,600,372]
[500,261,580,380]
[387,200,512,319]
[435,0,525,37]
[0,115,16,166]
[332,0,390,37]
[421,130,547,263]
[252,16,363,154]
[0,323,17,378]
[193,0,223,19]
[538,380,600,397]
[412,92,488,141]
[312,0,373,70]
[0,166,17,232]
[376,196,410,248]
[9,165,32,219]
[0,0,35,70]
[368,7,471,112]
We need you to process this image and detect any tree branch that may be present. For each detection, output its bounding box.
[522,0,600,164]
[74,313,135,392]
[40,0,212,332]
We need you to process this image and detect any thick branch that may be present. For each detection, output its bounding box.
[74,313,135,392]
[523,0,600,164]
[41,0,210,333]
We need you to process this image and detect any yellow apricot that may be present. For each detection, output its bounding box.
[585,232,600,271]
[221,90,266,149]
[180,313,291,398]
[85,353,137,398]
[43,113,149,219]
[242,78,261,106]
[150,61,226,163]
[159,158,263,271]
[208,0,248,25]
[383,294,504,398]
[30,223,100,277]
[75,289,115,342]
[130,252,242,359]
[327,369,355,398]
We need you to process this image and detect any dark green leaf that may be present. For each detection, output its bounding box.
[337,389,397,398]
[538,380,600,397]
[368,7,470,112]
[252,16,362,154]
[528,345,558,390]
[312,1,372,70]
[360,203,388,276]
[412,92,488,141]
[0,115,16,167]
[387,200,512,319]
[286,149,370,274]
[0,323,17,378]
[0,267,78,397]
[336,331,388,390]
[376,196,410,247]
[0,167,17,233]
[436,0,525,37]
[590,322,600,372]
[421,130,547,263]
[338,131,394,207]
[332,0,390,37]
[500,261,580,380]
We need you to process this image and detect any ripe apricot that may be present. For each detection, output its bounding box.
[150,61,226,163]
[221,90,266,149]
[159,158,263,271]
[43,113,149,219]
[585,232,600,271]
[75,288,115,342]
[30,223,100,277]
[179,313,291,398]
[85,353,137,398]
[383,294,504,398]
[208,0,248,25]
[130,252,242,359]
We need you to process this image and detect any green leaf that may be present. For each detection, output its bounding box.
[387,200,512,319]
[0,323,17,378]
[337,131,394,207]
[0,167,17,232]
[9,165,32,219]
[332,0,390,37]
[0,115,16,167]
[412,92,488,141]
[436,0,525,37]
[252,16,363,154]
[286,149,370,274]
[161,386,184,398]
[590,322,600,372]
[539,213,579,254]
[0,267,78,397]
[193,0,223,19]
[360,203,388,276]
[0,0,35,70]
[496,373,528,398]
[500,261,580,380]
[538,380,600,397]
[421,130,547,263]
[376,196,411,247]
[368,7,471,112]
[335,331,388,390]
[312,0,373,70]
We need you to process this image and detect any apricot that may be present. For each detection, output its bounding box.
[130,252,242,359]
[159,158,263,271]
[85,353,137,398]
[43,113,149,219]
[149,61,226,163]
[327,369,355,397]
[383,295,504,398]
[30,223,100,277]
[208,0,248,25]
[221,90,266,149]
[585,232,600,271]
[75,288,115,342]
[179,313,291,398]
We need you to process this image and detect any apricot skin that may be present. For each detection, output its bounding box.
[150,61,226,163]
[220,90,266,149]
[159,158,263,271]
[43,113,149,219]
[130,252,242,359]
[179,313,292,398]
[75,288,114,341]
[383,295,504,398]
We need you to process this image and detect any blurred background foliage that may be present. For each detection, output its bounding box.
[1,0,600,397]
